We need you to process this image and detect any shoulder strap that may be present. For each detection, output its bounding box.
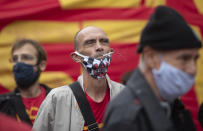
[13,91,32,125]
[40,84,51,95]
[0,92,15,114]
[0,92,14,103]
[0,91,32,125]
[69,82,99,131]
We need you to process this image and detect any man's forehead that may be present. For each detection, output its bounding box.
[80,26,106,34]
[13,44,37,55]
[161,48,199,56]
[78,26,107,39]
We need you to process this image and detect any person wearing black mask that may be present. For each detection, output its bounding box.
[0,39,51,125]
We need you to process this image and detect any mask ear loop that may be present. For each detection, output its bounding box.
[103,51,114,57]
[157,52,164,68]
[74,52,86,92]
[73,52,88,68]
[152,53,164,72]
[74,51,87,59]
[158,52,163,60]
[82,74,86,93]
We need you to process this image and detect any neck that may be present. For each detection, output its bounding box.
[18,81,42,98]
[82,70,107,102]
[139,63,163,101]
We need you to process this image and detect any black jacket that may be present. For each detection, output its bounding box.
[0,84,51,125]
[103,68,196,131]
[198,102,203,127]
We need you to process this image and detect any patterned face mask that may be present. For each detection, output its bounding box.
[74,51,113,79]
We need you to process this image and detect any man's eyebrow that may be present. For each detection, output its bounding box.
[177,54,192,59]
[176,54,193,61]
[100,38,109,41]
[176,53,200,60]
[84,39,96,43]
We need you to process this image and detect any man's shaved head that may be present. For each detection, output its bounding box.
[74,26,107,51]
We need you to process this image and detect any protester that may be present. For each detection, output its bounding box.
[120,70,134,85]
[103,6,201,131]
[33,26,124,131]
[0,113,33,131]
[198,102,203,127]
[0,39,51,125]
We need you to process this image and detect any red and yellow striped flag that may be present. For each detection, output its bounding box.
[0,0,203,130]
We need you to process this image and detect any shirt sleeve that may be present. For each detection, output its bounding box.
[32,90,55,131]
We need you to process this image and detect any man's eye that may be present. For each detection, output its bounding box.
[12,56,18,62]
[85,40,96,46]
[22,55,34,60]
[100,39,109,43]
[87,41,93,44]
[182,56,190,61]
[194,55,200,61]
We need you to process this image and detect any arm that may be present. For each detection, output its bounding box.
[33,86,74,131]
[33,91,55,131]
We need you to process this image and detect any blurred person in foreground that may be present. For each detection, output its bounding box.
[0,112,32,131]
[103,6,202,131]
[120,70,134,85]
[0,39,51,125]
[33,26,124,131]
[198,102,203,127]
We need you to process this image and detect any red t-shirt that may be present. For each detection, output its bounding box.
[21,87,46,124]
[83,87,110,131]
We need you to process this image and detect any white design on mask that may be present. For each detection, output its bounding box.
[74,51,113,79]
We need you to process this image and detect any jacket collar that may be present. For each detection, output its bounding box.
[14,84,51,95]
[77,74,112,91]
[127,68,173,131]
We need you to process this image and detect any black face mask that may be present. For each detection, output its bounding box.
[13,62,41,89]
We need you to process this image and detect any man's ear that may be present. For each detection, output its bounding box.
[70,52,83,63]
[39,60,47,71]
[9,58,12,63]
[142,46,160,69]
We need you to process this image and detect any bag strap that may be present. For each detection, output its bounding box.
[13,92,33,125]
[69,82,99,131]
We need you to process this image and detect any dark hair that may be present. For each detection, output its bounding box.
[137,6,201,53]
[11,39,47,64]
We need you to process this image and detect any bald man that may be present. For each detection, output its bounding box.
[33,26,124,131]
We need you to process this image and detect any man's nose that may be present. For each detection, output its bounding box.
[95,41,104,52]
[185,60,197,76]
[16,57,24,63]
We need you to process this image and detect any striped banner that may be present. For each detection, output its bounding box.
[0,0,203,130]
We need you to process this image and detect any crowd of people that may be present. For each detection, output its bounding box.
[0,5,203,131]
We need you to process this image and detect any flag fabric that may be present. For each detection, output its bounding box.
[0,0,203,130]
